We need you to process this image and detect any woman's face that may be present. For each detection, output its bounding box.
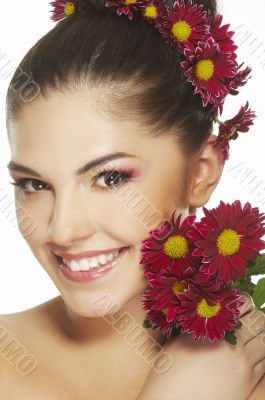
[7,88,194,317]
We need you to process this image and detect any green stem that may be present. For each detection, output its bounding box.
[214,116,222,124]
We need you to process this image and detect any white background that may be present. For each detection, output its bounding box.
[0,0,264,313]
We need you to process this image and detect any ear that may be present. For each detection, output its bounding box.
[188,133,225,208]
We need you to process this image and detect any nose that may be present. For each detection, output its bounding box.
[48,190,97,246]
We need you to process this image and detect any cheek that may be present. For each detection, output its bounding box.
[91,177,189,245]
[14,197,49,249]
[90,191,156,248]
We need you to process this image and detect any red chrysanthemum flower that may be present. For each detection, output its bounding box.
[207,13,238,60]
[50,0,77,21]
[189,200,265,283]
[211,63,251,117]
[105,0,148,20]
[142,288,177,337]
[138,0,168,27]
[175,285,243,342]
[213,101,257,161]
[181,36,237,108]
[140,211,198,275]
[187,271,222,298]
[160,0,209,51]
[210,95,225,116]
[227,62,252,96]
[144,269,191,314]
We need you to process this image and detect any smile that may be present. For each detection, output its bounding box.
[55,246,130,283]
[63,248,121,272]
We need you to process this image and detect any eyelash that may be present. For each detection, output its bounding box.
[9,168,135,196]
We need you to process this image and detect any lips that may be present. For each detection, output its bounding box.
[56,246,130,282]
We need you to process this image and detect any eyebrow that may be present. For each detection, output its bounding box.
[7,152,138,178]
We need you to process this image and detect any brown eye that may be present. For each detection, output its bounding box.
[94,169,133,189]
[10,179,51,194]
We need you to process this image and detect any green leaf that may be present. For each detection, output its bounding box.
[232,280,240,288]
[252,278,265,308]
[234,320,243,329]
[232,279,256,296]
[224,330,237,345]
[246,254,265,277]
[143,318,152,329]
[170,326,181,338]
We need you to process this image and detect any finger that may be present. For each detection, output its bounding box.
[245,332,265,366]
[238,310,265,344]
[252,363,265,396]
[238,292,255,317]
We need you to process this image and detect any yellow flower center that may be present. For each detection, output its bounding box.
[225,126,238,140]
[172,282,186,295]
[196,298,221,318]
[216,229,241,256]
[64,2,76,17]
[195,60,215,81]
[125,0,137,4]
[172,21,192,41]
[161,307,169,315]
[163,235,189,259]
[143,5,157,19]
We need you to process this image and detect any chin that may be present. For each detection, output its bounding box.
[41,245,147,318]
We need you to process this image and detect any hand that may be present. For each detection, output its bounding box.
[137,293,265,400]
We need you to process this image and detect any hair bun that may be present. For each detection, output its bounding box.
[79,0,217,17]
[78,0,113,14]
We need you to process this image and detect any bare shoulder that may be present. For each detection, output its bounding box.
[0,316,8,389]
[0,296,62,364]
[0,313,22,399]
[0,297,63,399]
[0,295,63,332]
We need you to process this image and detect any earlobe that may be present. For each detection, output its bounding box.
[188,134,225,208]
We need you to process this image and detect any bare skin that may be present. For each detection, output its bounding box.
[136,294,265,400]
[2,88,265,398]
[1,295,264,399]
[1,295,165,400]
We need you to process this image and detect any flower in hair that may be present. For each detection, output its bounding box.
[161,0,210,51]
[139,212,198,275]
[190,200,265,283]
[50,0,77,21]
[227,62,252,96]
[105,0,149,20]
[139,0,168,27]
[207,13,238,60]
[213,101,257,160]
[181,36,237,109]
[102,0,257,158]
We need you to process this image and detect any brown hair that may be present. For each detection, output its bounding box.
[6,0,218,156]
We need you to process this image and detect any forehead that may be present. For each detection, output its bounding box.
[11,89,144,149]
[9,88,186,174]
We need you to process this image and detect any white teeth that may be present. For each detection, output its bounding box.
[98,254,108,265]
[61,249,122,272]
[90,257,99,268]
[69,260,80,272]
[107,253,114,262]
[79,258,90,271]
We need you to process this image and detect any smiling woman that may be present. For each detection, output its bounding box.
[1,0,265,399]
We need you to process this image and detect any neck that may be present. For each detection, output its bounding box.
[57,294,166,348]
